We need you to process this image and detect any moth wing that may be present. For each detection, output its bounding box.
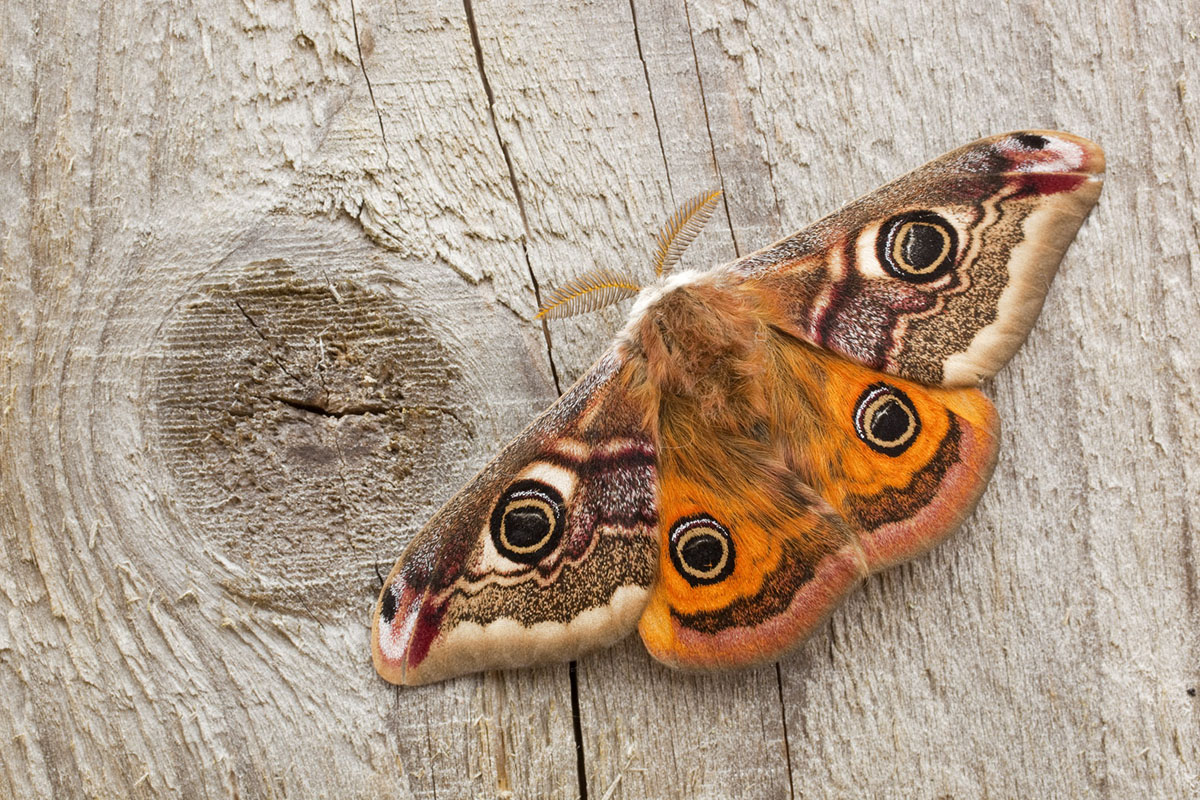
[729,131,1104,386]
[637,449,869,670]
[791,341,1001,572]
[373,349,658,686]
[638,334,999,670]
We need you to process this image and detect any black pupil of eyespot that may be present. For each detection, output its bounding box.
[669,515,735,586]
[681,533,724,573]
[871,399,910,443]
[902,224,945,271]
[504,506,550,548]
[380,587,397,623]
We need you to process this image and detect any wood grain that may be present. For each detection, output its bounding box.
[1,0,1196,797]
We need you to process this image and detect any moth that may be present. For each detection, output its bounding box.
[373,131,1104,686]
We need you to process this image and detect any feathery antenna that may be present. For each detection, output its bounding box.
[535,188,721,321]
[535,268,642,319]
[652,189,722,277]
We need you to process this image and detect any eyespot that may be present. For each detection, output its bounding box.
[489,480,565,564]
[669,515,735,586]
[853,383,921,456]
[876,211,957,283]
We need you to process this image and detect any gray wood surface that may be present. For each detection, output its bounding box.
[2,0,1196,797]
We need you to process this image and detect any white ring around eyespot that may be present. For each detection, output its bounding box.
[856,220,889,279]
[474,461,576,574]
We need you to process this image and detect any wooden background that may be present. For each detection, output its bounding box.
[2,0,1197,797]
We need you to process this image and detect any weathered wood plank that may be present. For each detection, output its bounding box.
[2,0,577,797]
[1,0,1196,798]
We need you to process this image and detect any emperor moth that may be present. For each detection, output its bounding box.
[372,131,1103,685]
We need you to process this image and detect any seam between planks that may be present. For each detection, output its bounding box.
[680,3,799,794]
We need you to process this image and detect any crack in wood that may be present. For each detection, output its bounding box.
[349,0,391,168]
[680,1,738,256]
[462,0,562,396]
[628,0,674,199]
[267,393,387,419]
[460,3,586,794]
[231,299,308,388]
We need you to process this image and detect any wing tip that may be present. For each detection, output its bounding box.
[990,129,1106,186]
[372,579,425,686]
